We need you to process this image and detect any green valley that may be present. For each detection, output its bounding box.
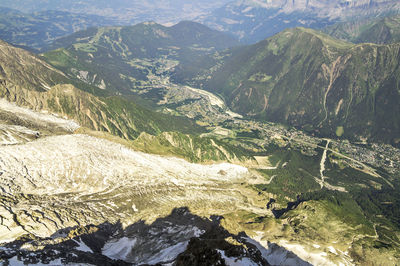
[178,27,400,145]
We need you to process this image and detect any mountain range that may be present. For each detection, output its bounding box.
[199,0,400,43]
[324,13,400,44]
[0,7,119,51]
[0,2,400,265]
[39,20,400,147]
[0,0,232,24]
[41,21,238,96]
[174,27,400,145]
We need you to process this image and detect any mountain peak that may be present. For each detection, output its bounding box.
[141,21,159,26]
[265,27,353,51]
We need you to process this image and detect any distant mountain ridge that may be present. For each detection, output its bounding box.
[245,0,400,13]
[0,0,232,24]
[199,0,400,43]
[323,14,400,44]
[42,21,239,95]
[0,7,118,51]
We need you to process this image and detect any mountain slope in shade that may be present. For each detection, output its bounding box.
[179,28,400,145]
[199,0,400,43]
[323,14,400,44]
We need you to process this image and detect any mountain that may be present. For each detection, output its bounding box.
[1,34,400,265]
[47,20,239,54]
[323,14,400,44]
[0,0,232,24]
[0,39,201,140]
[175,28,400,145]
[199,0,400,43]
[42,21,239,96]
[0,37,339,266]
[0,7,118,51]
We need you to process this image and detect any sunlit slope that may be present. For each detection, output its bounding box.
[0,39,202,139]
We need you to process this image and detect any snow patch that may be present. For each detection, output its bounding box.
[41,83,52,91]
[8,256,30,266]
[278,239,340,266]
[244,233,350,266]
[244,236,311,266]
[144,241,189,265]
[328,246,338,255]
[74,239,93,253]
[102,237,137,260]
[218,250,258,266]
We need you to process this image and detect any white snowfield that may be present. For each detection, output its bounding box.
[0,134,249,195]
[0,133,250,241]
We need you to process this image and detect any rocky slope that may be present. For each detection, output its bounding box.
[239,0,400,15]
[179,27,400,145]
[0,133,250,239]
[199,0,400,43]
[0,39,201,140]
[0,39,67,91]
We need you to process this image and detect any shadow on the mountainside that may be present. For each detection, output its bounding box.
[0,207,311,266]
